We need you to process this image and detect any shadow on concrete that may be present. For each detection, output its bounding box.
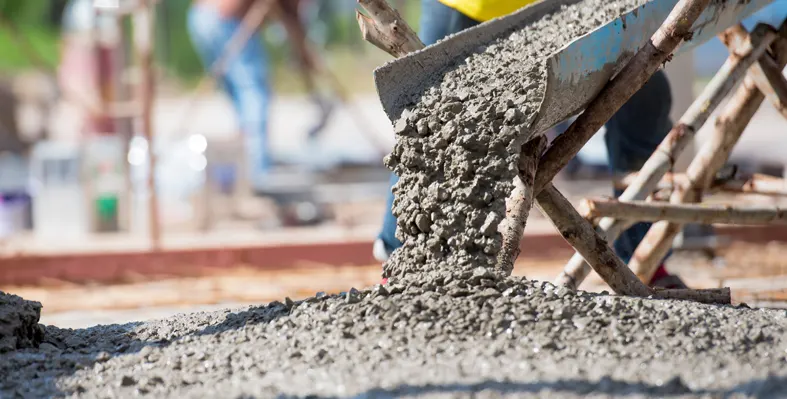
[278,374,787,399]
[0,293,773,398]
[191,302,291,338]
[0,301,293,397]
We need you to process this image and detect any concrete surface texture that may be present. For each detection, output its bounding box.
[2,278,787,398]
[383,0,648,284]
[0,291,43,352]
[3,2,787,398]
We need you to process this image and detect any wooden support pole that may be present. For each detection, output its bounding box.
[723,23,787,119]
[652,287,731,305]
[356,0,732,305]
[355,0,424,57]
[535,184,654,297]
[629,22,787,283]
[555,23,779,290]
[752,53,787,120]
[498,136,546,275]
[533,0,712,193]
[133,1,160,250]
[613,172,787,197]
[724,21,787,120]
[580,198,787,226]
[554,219,636,291]
[746,23,787,120]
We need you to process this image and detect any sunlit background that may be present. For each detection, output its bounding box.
[0,0,786,328]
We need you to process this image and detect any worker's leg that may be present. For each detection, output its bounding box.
[225,35,272,186]
[187,5,272,185]
[376,0,480,260]
[419,0,480,45]
[604,69,679,284]
[187,5,226,89]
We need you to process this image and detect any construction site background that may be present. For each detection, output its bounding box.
[0,0,785,328]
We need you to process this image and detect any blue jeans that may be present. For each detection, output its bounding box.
[379,0,674,266]
[187,4,272,183]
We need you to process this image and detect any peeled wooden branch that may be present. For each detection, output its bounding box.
[751,47,787,120]
[614,172,787,197]
[553,218,636,291]
[498,136,546,275]
[356,0,424,57]
[629,21,787,283]
[533,0,712,193]
[580,198,787,226]
[726,23,787,119]
[535,184,654,297]
[652,287,731,305]
[554,23,776,290]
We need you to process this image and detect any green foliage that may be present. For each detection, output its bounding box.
[0,0,60,72]
[0,25,59,71]
[0,0,423,93]
[156,0,202,81]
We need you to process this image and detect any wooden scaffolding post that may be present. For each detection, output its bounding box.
[532,0,711,290]
[133,0,161,250]
[725,23,787,120]
[555,23,780,290]
[356,0,424,57]
[536,185,655,297]
[355,0,731,304]
[498,136,546,275]
[629,21,787,284]
[613,172,787,197]
[580,198,787,226]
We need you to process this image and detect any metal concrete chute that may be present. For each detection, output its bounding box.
[373,0,773,135]
[535,0,773,133]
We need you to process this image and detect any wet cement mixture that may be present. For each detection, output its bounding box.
[0,291,44,353]
[3,1,787,398]
[2,279,787,398]
[382,0,646,284]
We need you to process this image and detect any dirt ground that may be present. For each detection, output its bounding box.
[3,241,785,329]
[3,251,787,398]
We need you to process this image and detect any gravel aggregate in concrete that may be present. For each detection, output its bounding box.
[1,277,786,398]
[4,1,786,398]
[0,291,44,353]
[382,0,648,285]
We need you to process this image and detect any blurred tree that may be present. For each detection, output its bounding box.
[0,0,57,26]
[49,0,69,28]
[0,0,60,71]
[155,0,203,81]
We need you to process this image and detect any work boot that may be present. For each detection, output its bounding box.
[373,239,392,285]
[648,264,688,289]
[372,238,391,263]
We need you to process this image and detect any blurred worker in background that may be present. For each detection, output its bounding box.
[375,0,686,289]
[188,0,331,191]
[187,0,276,189]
